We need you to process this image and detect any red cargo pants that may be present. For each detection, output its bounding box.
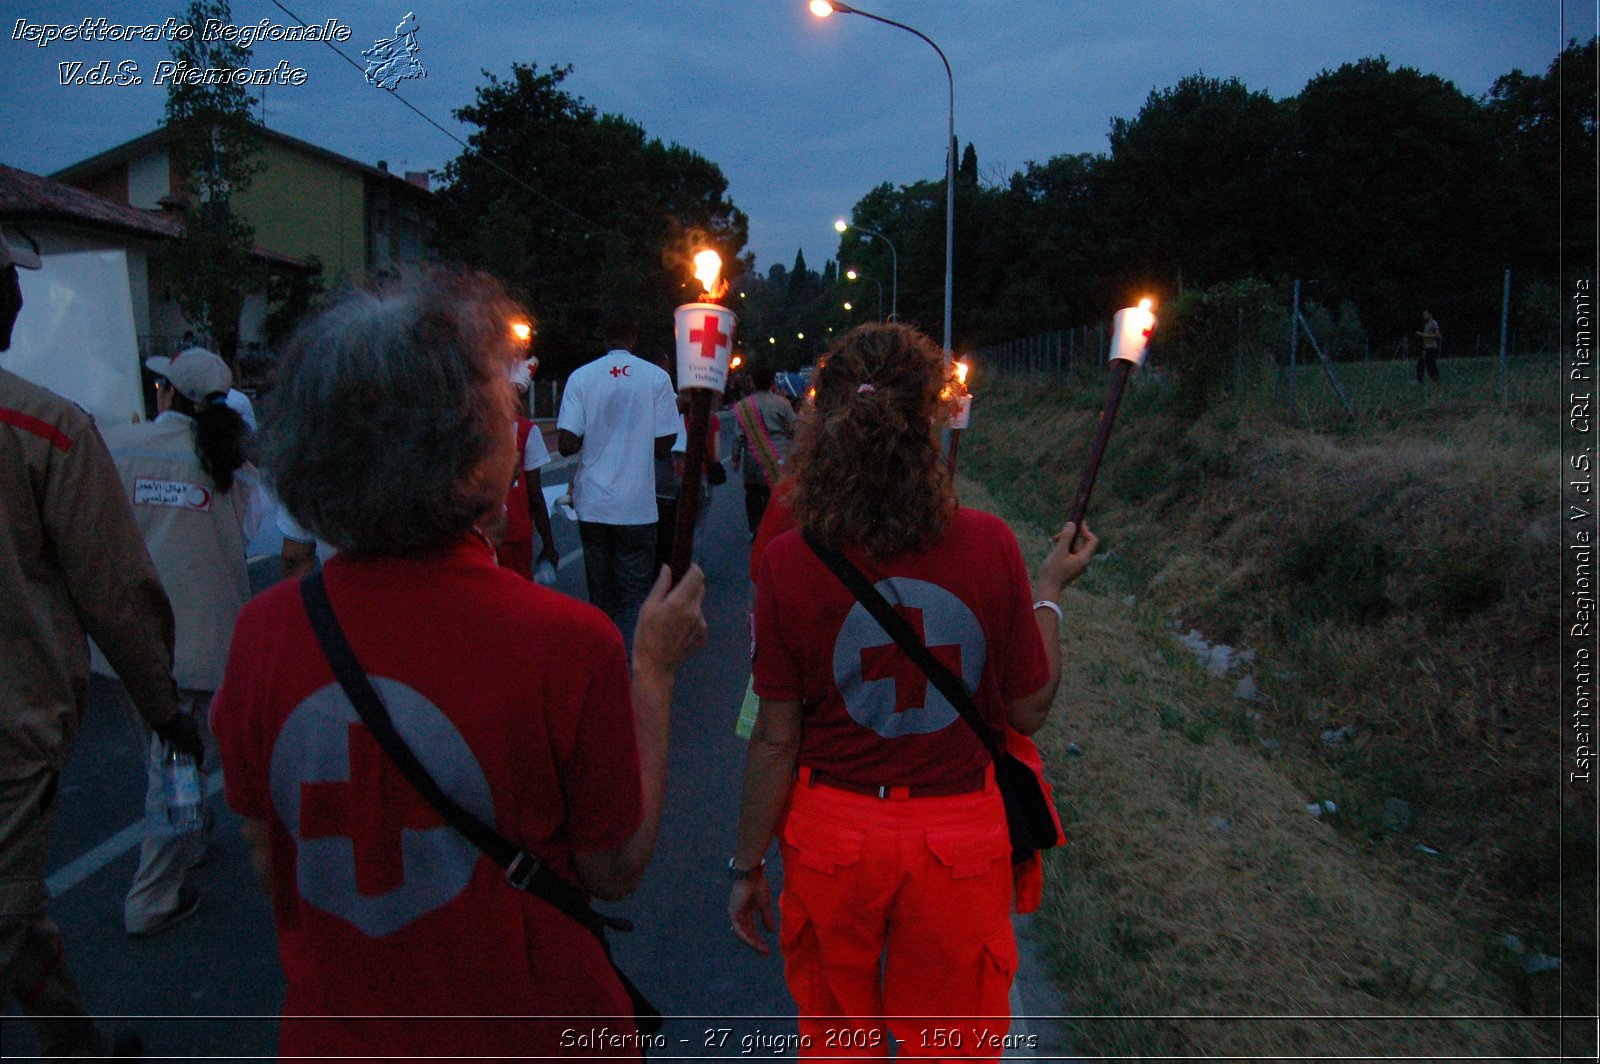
[777,768,1017,1062]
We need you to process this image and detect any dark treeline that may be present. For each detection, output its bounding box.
[430,43,1592,378]
[758,40,1594,371]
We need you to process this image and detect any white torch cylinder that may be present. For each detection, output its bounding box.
[673,303,738,392]
[1111,304,1157,367]
[948,394,972,430]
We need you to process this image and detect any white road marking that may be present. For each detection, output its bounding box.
[50,545,584,900]
[46,771,226,898]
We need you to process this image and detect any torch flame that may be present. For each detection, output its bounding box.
[955,360,970,388]
[511,320,532,343]
[693,249,727,301]
[1139,297,1154,312]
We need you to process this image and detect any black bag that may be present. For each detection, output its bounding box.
[801,532,1062,862]
[706,459,728,486]
[300,572,663,1036]
[992,744,1063,854]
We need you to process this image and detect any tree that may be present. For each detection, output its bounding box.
[1486,37,1598,283]
[959,142,979,185]
[160,0,264,361]
[1101,74,1294,292]
[433,63,748,375]
[1291,57,1499,339]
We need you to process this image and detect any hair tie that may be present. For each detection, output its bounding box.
[856,383,875,394]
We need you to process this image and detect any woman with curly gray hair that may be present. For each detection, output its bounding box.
[728,322,1096,1059]
[211,271,705,1059]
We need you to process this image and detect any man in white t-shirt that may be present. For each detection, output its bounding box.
[556,305,679,637]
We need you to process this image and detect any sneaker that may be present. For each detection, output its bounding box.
[127,886,199,939]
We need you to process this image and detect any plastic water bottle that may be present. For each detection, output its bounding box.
[162,744,204,834]
[535,558,558,586]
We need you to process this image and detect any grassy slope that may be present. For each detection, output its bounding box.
[957,359,1586,1058]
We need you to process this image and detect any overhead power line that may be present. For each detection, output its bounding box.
[267,0,611,235]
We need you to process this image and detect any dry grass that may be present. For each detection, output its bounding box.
[953,377,1579,1059]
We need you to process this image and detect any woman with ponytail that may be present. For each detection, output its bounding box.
[728,322,1097,1059]
[101,346,259,937]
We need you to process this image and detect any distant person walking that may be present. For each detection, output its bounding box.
[102,347,260,938]
[500,351,558,581]
[557,305,680,638]
[731,364,795,537]
[1415,310,1442,384]
[0,228,199,1056]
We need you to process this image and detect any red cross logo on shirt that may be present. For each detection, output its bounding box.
[689,315,728,360]
[299,723,446,897]
[609,365,631,378]
[859,607,964,716]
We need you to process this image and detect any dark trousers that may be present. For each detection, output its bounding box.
[1416,348,1440,382]
[577,520,657,644]
[743,482,772,536]
[654,497,678,573]
[0,771,107,1057]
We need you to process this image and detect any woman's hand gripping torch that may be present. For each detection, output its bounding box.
[669,250,736,584]
[945,359,972,476]
[1063,298,1156,548]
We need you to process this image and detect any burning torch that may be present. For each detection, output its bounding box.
[945,358,971,476]
[1065,298,1156,543]
[669,249,735,584]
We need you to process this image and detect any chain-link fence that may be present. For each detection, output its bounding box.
[970,277,1563,421]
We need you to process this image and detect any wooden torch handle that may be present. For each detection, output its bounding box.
[1064,358,1134,544]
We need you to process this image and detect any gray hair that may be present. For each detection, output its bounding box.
[262,270,521,557]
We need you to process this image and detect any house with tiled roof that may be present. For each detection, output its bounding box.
[53,124,433,288]
[0,163,309,423]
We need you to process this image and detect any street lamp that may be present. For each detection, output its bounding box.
[835,218,898,321]
[845,267,883,321]
[812,0,953,361]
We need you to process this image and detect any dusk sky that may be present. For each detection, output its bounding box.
[1,1,1584,274]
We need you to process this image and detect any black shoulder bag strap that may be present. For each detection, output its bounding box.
[300,571,662,1035]
[802,531,1063,863]
[800,530,1001,757]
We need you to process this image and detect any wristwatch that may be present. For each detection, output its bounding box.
[727,857,765,881]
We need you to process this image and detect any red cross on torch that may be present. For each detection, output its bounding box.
[1063,297,1157,548]
[669,249,738,584]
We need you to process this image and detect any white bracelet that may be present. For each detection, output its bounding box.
[1033,599,1064,625]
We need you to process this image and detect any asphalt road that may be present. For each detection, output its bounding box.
[3,424,1076,1059]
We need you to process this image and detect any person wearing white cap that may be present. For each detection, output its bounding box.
[1,227,199,1054]
[100,346,260,937]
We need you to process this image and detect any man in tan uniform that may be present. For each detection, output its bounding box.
[0,229,201,1056]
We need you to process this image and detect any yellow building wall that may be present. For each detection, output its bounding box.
[232,140,367,283]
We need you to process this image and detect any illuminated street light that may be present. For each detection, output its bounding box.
[834,218,899,321]
[811,0,953,360]
[845,268,883,321]
[843,301,853,311]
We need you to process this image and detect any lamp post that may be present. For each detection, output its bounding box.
[812,0,953,362]
[845,267,883,321]
[835,218,898,322]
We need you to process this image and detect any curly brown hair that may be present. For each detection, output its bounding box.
[790,322,958,561]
